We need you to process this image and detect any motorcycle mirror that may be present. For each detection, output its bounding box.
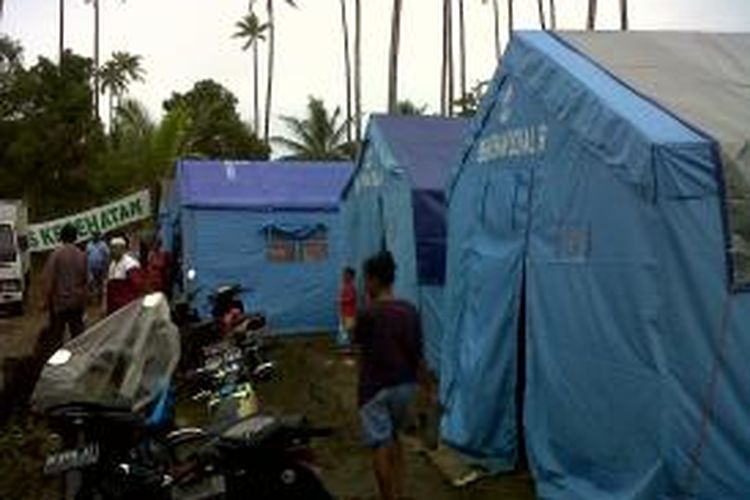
[47,348,72,366]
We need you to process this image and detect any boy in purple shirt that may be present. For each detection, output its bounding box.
[354,251,425,500]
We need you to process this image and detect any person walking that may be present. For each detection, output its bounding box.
[86,231,110,304]
[43,223,88,344]
[105,236,142,315]
[354,251,426,500]
[337,266,357,349]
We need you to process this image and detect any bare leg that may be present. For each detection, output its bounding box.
[373,445,397,500]
[390,437,405,497]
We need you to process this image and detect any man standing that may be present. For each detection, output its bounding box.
[354,251,425,500]
[105,236,142,315]
[43,223,88,344]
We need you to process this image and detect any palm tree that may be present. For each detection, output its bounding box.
[264,0,297,142]
[620,0,628,30]
[549,0,556,29]
[338,0,353,145]
[272,96,352,160]
[481,0,502,62]
[233,11,269,134]
[99,51,144,129]
[387,0,403,114]
[440,0,453,116]
[508,0,514,39]
[457,0,467,114]
[587,0,597,30]
[354,0,362,142]
[537,0,546,29]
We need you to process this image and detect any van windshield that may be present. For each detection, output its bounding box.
[0,224,17,263]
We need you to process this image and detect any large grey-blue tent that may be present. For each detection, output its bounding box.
[342,114,467,370]
[441,31,750,498]
[171,160,353,334]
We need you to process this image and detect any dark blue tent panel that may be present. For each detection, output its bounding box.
[441,31,750,499]
[174,160,353,334]
[179,160,353,210]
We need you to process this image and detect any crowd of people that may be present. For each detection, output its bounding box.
[42,223,172,344]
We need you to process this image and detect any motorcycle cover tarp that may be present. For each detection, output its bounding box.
[32,293,180,413]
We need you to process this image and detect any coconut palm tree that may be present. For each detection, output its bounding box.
[587,0,597,30]
[440,0,453,116]
[233,11,269,134]
[537,0,546,30]
[338,0,352,144]
[272,96,352,160]
[354,0,362,141]
[387,0,403,114]
[264,0,297,142]
[549,0,556,29]
[481,0,502,62]
[457,0,467,114]
[99,51,144,130]
[620,0,628,30]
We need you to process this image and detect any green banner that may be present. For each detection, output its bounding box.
[28,190,152,252]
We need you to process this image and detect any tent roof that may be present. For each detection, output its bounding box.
[368,114,469,191]
[557,31,750,182]
[177,160,354,210]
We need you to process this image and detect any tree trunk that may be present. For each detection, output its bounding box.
[253,40,260,134]
[59,0,65,64]
[264,0,275,142]
[447,0,454,116]
[620,0,628,30]
[94,0,100,119]
[440,0,448,115]
[108,91,114,133]
[387,0,403,114]
[458,0,467,113]
[491,0,501,61]
[354,0,362,142]
[339,0,352,145]
[549,0,556,30]
[537,0,546,30]
[508,0,514,41]
[587,0,597,30]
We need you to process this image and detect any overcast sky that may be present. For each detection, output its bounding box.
[2,0,749,137]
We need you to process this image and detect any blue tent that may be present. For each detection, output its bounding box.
[342,114,468,370]
[441,32,750,498]
[173,160,353,334]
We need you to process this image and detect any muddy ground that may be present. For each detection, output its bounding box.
[0,305,535,500]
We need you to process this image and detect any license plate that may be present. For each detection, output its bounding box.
[43,443,100,475]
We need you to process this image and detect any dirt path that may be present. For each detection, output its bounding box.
[254,338,536,500]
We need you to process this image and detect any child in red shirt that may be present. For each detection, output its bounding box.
[337,267,357,348]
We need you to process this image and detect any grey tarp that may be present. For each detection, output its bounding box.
[560,32,750,286]
[32,294,180,413]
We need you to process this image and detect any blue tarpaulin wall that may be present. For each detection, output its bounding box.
[342,115,467,371]
[173,160,353,334]
[441,31,750,499]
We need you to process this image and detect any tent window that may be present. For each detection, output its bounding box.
[265,226,328,264]
[729,198,750,286]
[300,228,329,262]
[267,232,296,263]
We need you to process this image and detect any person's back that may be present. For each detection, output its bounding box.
[44,224,88,343]
[47,244,87,313]
[356,299,422,407]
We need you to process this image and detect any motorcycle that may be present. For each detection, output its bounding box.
[32,293,333,500]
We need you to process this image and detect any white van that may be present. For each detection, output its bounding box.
[0,200,31,314]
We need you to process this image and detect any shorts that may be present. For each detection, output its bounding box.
[359,383,417,448]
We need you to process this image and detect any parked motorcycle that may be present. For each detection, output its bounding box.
[32,293,333,500]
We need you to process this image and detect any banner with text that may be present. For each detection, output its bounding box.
[29,190,152,252]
